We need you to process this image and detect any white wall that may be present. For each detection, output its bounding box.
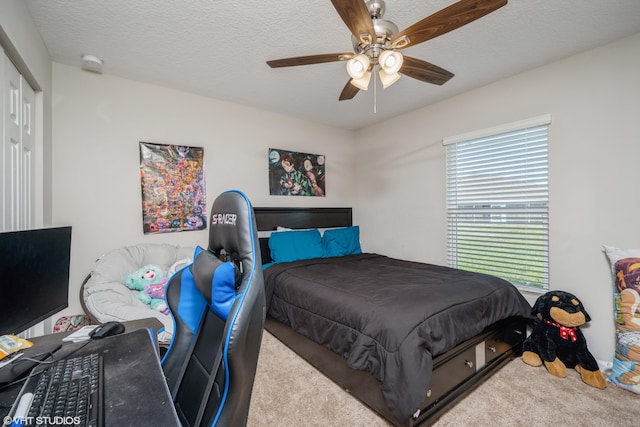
[51,63,356,317]
[354,32,640,363]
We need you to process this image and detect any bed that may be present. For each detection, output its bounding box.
[254,207,532,426]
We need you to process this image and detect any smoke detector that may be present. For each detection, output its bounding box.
[81,54,104,73]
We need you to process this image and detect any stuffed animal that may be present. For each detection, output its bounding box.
[124,264,169,314]
[522,290,606,388]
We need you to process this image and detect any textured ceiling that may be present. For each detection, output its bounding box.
[25,0,640,131]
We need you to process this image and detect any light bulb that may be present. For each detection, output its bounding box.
[346,54,370,79]
[379,50,403,75]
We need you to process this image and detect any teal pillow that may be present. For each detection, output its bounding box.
[323,226,362,257]
[269,229,324,263]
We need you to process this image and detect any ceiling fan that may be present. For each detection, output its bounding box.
[267,0,507,101]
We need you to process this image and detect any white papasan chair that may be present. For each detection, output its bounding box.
[81,243,194,344]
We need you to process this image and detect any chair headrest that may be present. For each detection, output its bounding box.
[208,190,257,268]
[186,190,260,320]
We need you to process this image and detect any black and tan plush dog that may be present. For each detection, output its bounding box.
[522,290,606,389]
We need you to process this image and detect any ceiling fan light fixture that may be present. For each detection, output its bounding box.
[266,0,506,102]
[379,50,403,74]
[379,69,401,88]
[346,54,371,79]
[350,71,371,90]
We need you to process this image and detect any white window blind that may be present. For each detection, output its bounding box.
[445,117,550,291]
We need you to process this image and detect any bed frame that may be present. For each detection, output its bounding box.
[254,207,526,426]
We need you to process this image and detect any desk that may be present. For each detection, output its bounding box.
[0,320,179,425]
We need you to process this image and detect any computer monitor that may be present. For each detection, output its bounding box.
[0,226,72,336]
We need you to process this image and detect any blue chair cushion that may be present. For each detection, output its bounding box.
[191,247,239,320]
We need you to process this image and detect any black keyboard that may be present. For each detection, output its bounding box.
[8,353,103,427]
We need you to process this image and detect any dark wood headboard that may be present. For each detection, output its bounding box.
[253,207,352,265]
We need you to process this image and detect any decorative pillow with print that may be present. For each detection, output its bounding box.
[614,258,640,331]
[604,246,640,394]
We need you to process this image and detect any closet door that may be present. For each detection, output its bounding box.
[1,49,21,231]
[1,49,35,231]
[20,69,35,229]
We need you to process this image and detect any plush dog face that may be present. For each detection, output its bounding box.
[532,290,590,327]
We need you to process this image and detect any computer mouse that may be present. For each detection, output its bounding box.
[89,321,125,339]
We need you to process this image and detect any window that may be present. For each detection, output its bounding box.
[444,115,550,291]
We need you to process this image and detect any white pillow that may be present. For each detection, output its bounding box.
[276,225,350,236]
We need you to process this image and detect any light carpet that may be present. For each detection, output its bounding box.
[248,331,639,427]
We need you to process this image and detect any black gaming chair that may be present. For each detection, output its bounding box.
[162,190,266,426]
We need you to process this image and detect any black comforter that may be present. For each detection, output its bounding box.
[263,253,532,422]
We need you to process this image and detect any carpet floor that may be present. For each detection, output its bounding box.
[248,331,639,427]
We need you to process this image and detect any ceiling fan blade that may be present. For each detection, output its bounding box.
[400,56,454,86]
[339,80,360,101]
[331,0,376,43]
[267,53,353,68]
[391,0,507,48]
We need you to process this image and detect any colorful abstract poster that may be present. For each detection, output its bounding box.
[139,142,207,234]
[268,148,325,196]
